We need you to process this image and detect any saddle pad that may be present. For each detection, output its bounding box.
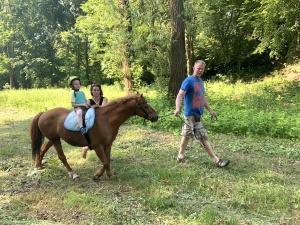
[64,108,95,132]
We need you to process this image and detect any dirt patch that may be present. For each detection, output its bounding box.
[282,72,300,83]
[281,62,300,83]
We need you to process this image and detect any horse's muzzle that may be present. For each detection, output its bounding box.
[149,116,158,122]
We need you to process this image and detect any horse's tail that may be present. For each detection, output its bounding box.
[30,112,45,162]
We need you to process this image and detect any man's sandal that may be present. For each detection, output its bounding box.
[216,159,230,167]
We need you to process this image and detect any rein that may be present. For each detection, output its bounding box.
[158,113,174,118]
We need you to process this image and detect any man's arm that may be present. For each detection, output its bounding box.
[204,96,216,116]
[174,89,186,116]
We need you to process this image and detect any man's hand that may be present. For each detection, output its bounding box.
[210,111,217,121]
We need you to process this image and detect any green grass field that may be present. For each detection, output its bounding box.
[0,79,299,224]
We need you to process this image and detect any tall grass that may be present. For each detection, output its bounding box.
[0,85,126,112]
[147,76,300,139]
[204,76,300,138]
[0,76,299,139]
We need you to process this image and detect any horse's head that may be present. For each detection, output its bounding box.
[136,94,158,122]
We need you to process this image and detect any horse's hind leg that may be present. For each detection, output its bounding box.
[36,140,53,169]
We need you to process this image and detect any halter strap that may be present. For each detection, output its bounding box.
[137,101,150,119]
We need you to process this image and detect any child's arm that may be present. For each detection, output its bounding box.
[85,93,90,107]
[84,92,91,107]
[71,102,87,108]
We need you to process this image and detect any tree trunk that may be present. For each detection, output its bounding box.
[84,36,89,83]
[185,3,195,76]
[119,0,133,93]
[122,58,132,92]
[185,29,194,76]
[9,66,14,89]
[4,43,15,89]
[168,0,186,96]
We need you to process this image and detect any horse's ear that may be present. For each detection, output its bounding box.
[135,92,143,98]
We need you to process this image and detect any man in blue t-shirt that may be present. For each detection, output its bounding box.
[174,60,230,167]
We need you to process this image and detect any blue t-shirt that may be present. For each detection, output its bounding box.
[180,75,205,116]
[70,91,86,104]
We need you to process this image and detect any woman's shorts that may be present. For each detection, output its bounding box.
[182,115,209,141]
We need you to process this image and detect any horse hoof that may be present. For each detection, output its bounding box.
[93,174,101,180]
[107,174,117,179]
[68,171,80,180]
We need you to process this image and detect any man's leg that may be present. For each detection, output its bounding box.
[201,140,230,167]
[201,140,218,163]
[177,136,189,160]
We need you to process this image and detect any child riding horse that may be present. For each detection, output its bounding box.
[30,94,158,179]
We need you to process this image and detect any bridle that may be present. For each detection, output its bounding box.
[137,100,153,120]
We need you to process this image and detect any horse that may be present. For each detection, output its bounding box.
[30,93,158,180]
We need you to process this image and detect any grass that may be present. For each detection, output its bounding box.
[0,85,127,113]
[143,75,300,140]
[0,78,299,224]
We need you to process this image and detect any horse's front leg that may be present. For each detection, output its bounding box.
[50,139,79,179]
[93,144,115,180]
[104,143,114,178]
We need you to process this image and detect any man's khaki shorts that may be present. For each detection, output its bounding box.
[182,115,209,141]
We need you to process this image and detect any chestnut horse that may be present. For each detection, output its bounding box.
[30,94,158,179]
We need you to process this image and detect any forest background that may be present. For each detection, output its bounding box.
[1,0,300,95]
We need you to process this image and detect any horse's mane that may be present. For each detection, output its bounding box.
[94,93,143,109]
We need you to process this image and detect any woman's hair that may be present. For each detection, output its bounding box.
[90,83,103,97]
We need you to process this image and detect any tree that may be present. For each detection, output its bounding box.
[77,0,171,91]
[0,0,19,89]
[184,0,197,75]
[55,0,101,86]
[190,0,262,79]
[168,0,186,96]
[0,0,88,89]
[249,0,300,61]
[77,0,133,91]
[118,0,133,93]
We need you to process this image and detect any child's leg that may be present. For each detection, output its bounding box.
[75,107,87,134]
[75,108,83,128]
